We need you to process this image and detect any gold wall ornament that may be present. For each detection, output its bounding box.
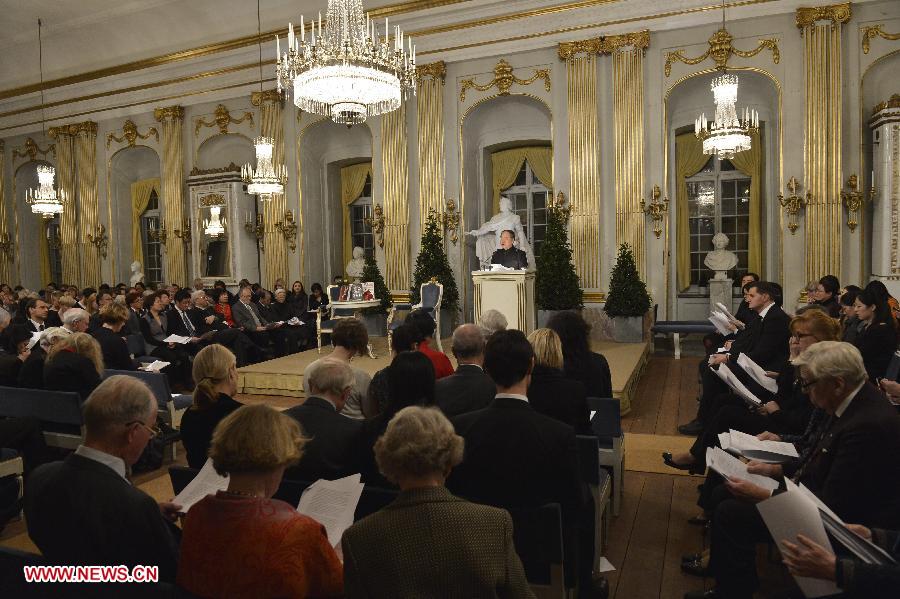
[558,38,605,60]
[86,223,109,258]
[199,193,226,207]
[664,28,779,77]
[106,119,159,149]
[777,176,811,235]
[275,210,299,253]
[795,2,851,29]
[244,214,265,251]
[559,30,650,60]
[250,89,284,107]
[440,199,460,244]
[12,137,55,162]
[459,59,551,102]
[365,203,386,248]
[0,232,12,260]
[148,223,168,245]
[416,61,447,82]
[548,191,572,220]
[189,162,242,176]
[862,25,900,55]
[174,217,192,249]
[640,185,669,240]
[193,104,254,136]
[153,105,185,122]
[873,94,900,115]
[841,174,874,233]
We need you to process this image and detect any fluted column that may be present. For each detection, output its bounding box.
[381,105,410,294]
[73,122,100,285]
[416,62,447,230]
[558,41,602,289]
[797,3,850,281]
[609,32,650,279]
[0,142,10,283]
[49,126,80,286]
[154,106,188,285]
[252,90,289,288]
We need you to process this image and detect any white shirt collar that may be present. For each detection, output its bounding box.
[458,363,483,371]
[758,302,774,319]
[496,392,528,403]
[30,318,43,329]
[834,380,866,418]
[75,445,128,482]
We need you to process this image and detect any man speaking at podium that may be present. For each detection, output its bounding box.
[490,230,528,269]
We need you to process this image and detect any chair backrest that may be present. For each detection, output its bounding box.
[886,350,900,382]
[0,545,45,596]
[327,285,342,302]
[419,280,443,311]
[105,369,172,409]
[587,397,622,439]
[0,386,82,427]
[575,435,601,485]
[508,503,565,587]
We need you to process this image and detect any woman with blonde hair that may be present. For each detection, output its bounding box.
[89,302,136,371]
[179,344,242,469]
[178,404,343,598]
[43,332,104,399]
[526,328,591,433]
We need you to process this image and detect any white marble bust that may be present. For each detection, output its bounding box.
[704,233,738,280]
[346,246,366,280]
[467,196,535,270]
[129,261,145,286]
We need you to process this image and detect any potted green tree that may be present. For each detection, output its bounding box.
[360,253,392,336]
[535,197,582,326]
[411,211,459,338]
[604,243,651,343]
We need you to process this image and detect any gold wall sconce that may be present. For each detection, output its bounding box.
[777,176,811,235]
[174,218,192,250]
[244,213,265,250]
[148,221,167,245]
[640,185,669,239]
[548,191,572,220]
[276,210,299,252]
[841,174,874,233]
[0,232,13,260]
[365,203,386,248]
[441,199,460,244]
[86,223,109,258]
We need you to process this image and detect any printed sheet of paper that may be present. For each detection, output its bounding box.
[162,334,191,344]
[705,447,779,492]
[736,353,778,394]
[297,474,364,547]
[714,364,762,406]
[708,311,733,336]
[719,430,798,463]
[172,458,229,514]
[715,302,739,323]
[140,360,170,372]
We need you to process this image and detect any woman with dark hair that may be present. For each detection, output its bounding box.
[839,286,862,344]
[546,310,612,399]
[365,323,420,418]
[853,289,899,381]
[865,280,900,321]
[213,290,235,328]
[287,281,308,312]
[303,283,328,325]
[0,324,33,386]
[813,275,842,318]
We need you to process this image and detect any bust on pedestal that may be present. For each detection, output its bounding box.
[345,246,366,281]
[705,233,738,313]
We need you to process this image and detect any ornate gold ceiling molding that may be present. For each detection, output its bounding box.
[795,2,851,29]
[154,105,185,123]
[416,61,447,83]
[11,137,55,162]
[250,89,284,107]
[48,120,97,137]
[862,25,900,55]
[189,162,241,176]
[106,119,159,149]
[558,29,650,59]
[459,59,550,102]
[193,104,253,136]
[664,27,779,76]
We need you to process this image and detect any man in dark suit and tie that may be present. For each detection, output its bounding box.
[284,358,364,482]
[490,229,528,269]
[24,375,181,582]
[186,289,262,366]
[435,323,496,417]
[231,286,287,357]
[22,297,49,333]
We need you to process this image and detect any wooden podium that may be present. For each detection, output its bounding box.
[472,270,536,335]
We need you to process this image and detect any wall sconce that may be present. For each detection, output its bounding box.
[148,220,167,245]
[276,210,299,252]
[441,199,460,244]
[777,176,811,235]
[0,232,12,260]
[841,174,874,233]
[640,185,669,239]
[244,213,265,250]
[548,191,572,220]
[86,223,109,258]
[174,217,192,252]
[365,203,386,248]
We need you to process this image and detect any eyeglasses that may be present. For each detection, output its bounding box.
[794,377,819,392]
[127,421,161,439]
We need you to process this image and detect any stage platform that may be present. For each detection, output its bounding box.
[236,337,649,414]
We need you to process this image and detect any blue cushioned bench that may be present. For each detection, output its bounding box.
[0,386,84,449]
[649,304,716,359]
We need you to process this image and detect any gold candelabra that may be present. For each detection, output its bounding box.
[0,232,12,260]
[148,222,167,245]
[276,210,299,252]
[174,218,192,248]
[640,185,669,239]
[86,223,109,258]
[841,174,874,233]
[244,213,265,251]
[365,203,386,248]
[777,176,811,235]
[440,199,460,244]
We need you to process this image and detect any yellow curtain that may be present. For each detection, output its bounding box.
[730,129,763,278]
[131,178,160,266]
[491,146,553,213]
[675,133,711,292]
[340,163,372,267]
[39,220,51,285]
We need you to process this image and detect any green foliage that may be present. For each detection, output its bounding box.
[410,211,459,312]
[535,206,583,310]
[604,243,651,317]
[361,253,392,315]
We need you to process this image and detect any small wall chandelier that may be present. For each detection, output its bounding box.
[693,1,758,160]
[276,0,417,126]
[27,18,63,219]
[244,0,286,199]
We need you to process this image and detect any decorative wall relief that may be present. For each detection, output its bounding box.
[12,137,55,164]
[459,59,550,102]
[861,25,900,55]
[194,104,254,136]
[106,120,159,149]
[664,28,779,77]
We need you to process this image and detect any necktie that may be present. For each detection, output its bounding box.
[245,303,262,327]
[180,310,195,336]
[38,324,44,331]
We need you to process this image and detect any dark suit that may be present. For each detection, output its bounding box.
[490,247,528,269]
[283,396,364,482]
[527,365,591,434]
[180,394,243,469]
[43,351,101,400]
[342,486,534,599]
[727,304,791,371]
[186,306,260,366]
[90,326,136,371]
[232,300,287,357]
[24,319,46,333]
[16,346,46,389]
[25,453,179,582]
[434,364,496,418]
[853,321,898,381]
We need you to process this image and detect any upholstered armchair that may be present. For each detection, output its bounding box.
[387,278,444,352]
[316,284,357,353]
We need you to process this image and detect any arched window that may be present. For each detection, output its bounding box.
[349,175,374,260]
[140,190,163,286]
[501,161,549,257]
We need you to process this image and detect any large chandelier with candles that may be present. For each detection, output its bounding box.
[27,18,63,219]
[694,72,758,159]
[276,0,417,126]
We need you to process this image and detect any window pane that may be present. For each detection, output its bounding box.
[699,157,714,174]
[514,163,528,186]
[533,191,547,209]
[720,159,736,171]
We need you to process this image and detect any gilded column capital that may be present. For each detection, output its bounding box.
[251,89,285,107]
[154,105,185,123]
[416,61,446,83]
[71,121,97,136]
[48,125,74,139]
[558,37,604,60]
[796,2,851,29]
[599,29,651,54]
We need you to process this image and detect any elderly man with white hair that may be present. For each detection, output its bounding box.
[478,309,507,339]
[25,376,181,582]
[61,307,90,334]
[184,288,261,366]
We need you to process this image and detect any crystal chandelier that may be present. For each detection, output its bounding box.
[244,0,286,199]
[203,205,227,237]
[276,0,417,126]
[27,18,63,219]
[694,72,758,159]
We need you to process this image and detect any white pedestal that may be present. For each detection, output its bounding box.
[709,278,732,314]
[472,270,536,335]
